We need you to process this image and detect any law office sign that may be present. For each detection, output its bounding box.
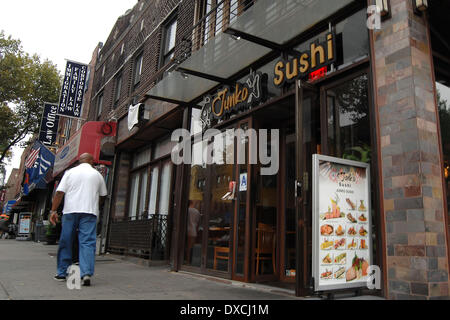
[57,60,88,118]
[38,103,60,147]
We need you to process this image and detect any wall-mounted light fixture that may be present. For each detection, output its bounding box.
[376,0,390,18]
[413,0,428,14]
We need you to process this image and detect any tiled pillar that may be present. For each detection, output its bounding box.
[372,0,450,299]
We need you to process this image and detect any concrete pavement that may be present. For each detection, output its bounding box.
[0,239,301,300]
[0,239,384,301]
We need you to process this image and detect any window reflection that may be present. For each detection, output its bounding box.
[327,74,371,162]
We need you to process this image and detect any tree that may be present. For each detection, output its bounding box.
[0,31,61,169]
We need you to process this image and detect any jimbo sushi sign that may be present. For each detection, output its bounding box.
[312,155,373,292]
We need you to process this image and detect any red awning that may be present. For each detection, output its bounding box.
[53,121,117,177]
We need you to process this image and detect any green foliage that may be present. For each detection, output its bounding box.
[343,144,371,163]
[0,30,61,167]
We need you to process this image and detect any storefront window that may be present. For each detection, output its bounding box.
[133,147,151,169]
[205,131,234,272]
[128,173,140,220]
[148,166,159,215]
[128,169,148,220]
[254,130,278,276]
[158,162,173,215]
[288,8,369,85]
[437,83,450,233]
[335,8,369,69]
[127,144,174,219]
[138,173,148,217]
[326,74,370,161]
[185,141,207,267]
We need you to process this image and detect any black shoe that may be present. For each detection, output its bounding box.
[53,275,66,282]
[81,275,91,286]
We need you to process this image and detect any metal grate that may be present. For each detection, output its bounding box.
[107,214,170,260]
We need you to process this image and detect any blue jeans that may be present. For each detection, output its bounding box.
[57,213,97,278]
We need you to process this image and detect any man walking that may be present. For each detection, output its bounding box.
[49,153,107,286]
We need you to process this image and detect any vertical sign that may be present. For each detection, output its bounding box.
[312,154,372,292]
[39,103,60,147]
[58,60,88,118]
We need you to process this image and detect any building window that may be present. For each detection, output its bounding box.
[158,162,173,215]
[114,74,122,106]
[161,17,177,67]
[102,65,106,77]
[120,43,125,55]
[140,19,145,32]
[127,144,174,220]
[194,0,244,50]
[97,93,103,119]
[134,53,143,86]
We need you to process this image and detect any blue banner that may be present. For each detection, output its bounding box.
[39,103,60,147]
[57,60,88,118]
[22,141,55,195]
[3,200,16,214]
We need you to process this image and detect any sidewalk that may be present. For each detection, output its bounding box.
[0,239,383,300]
[0,239,300,300]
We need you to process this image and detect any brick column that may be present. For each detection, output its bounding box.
[372,0,450,299]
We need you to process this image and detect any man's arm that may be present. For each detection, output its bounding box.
[99,196,106,209]
[49,191,65,226]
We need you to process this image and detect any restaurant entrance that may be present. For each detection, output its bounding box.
[182,67,373,294]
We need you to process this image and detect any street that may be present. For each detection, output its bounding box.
[0,239,301,300]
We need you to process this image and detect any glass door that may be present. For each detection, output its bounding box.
[233,118,252,281]
[204,130,235,274]
[295,81,320,296]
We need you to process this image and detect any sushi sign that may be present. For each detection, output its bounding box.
[312,155,373,292]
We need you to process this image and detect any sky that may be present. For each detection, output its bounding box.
[0,0,138,181]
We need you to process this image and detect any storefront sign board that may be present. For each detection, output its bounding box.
[53,130,82,177]
[312,154,372,292]
[38,103,60,147]
[273,32,336,87]
[200,71,268,130]
[57,60,88,118]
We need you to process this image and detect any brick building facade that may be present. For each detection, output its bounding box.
[40,0,450,299]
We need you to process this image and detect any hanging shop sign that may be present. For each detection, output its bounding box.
[200,71,268,130]
[273,32,336,87]
[38,103,60,147]
[57,60,88,118]
[312,154,372,292]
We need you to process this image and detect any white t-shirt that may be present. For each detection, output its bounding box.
[57,163,108,216]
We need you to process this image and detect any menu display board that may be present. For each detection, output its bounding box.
[312,155,372,292]
[18,213,32,236]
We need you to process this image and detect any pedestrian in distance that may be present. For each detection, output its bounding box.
[49,153,107,286]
